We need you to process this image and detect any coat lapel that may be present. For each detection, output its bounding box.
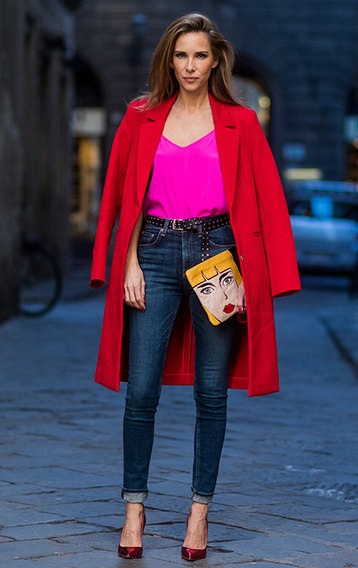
[209,94,240,209]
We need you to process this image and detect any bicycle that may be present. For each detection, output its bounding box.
[18,236,63,317]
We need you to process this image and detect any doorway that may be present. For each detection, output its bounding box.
[346,81,358,182]
[71,56,104,242]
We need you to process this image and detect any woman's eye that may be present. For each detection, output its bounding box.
[200,286,214,295]
[175,52,186,58]
[222,276,234,287]
[196,53,207,59]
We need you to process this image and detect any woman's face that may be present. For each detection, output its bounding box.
[171,32,218,94]
[194,266,239,323]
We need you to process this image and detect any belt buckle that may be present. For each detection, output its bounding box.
[172,219,184,230]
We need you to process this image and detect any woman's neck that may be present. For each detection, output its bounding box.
[175,89,211,113]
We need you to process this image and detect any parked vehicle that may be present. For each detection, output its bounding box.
[288,181,358,274]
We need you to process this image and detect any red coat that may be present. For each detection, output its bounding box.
[91,94,301,396]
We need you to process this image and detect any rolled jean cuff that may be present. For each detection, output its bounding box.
[192,491,213,504]
[122,489,148,503]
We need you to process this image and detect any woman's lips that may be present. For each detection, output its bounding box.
[223,304,235,314]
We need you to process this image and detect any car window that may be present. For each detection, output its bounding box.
[338,203,358,221]
[290,200,312,216]
[290,198,358,221]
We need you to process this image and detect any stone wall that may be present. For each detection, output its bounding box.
[0,0,23,321]
[0,0,77,322]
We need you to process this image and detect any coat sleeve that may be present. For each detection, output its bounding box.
[248,110,301,297]
[90,106,135,288]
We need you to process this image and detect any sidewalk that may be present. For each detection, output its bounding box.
[0,265,357,567]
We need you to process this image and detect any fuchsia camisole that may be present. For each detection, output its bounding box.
[142,130,228,219]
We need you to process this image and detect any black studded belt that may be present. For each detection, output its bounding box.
[144,214,231,261]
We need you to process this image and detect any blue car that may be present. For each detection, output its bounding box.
[288,181,358,274]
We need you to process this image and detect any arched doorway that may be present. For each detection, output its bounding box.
[232,75,271,136]
[232,57,272,141]
[71,56,105,241]
[346,81,358,182]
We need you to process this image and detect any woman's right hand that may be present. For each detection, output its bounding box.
[124,256,146,311]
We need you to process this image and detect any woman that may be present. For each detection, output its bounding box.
[91,13,300,561]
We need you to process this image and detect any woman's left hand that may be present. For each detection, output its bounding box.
[124,257,146,311]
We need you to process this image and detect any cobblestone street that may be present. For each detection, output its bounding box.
[0,270,357,567]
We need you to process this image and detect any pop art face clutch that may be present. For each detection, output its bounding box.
[185,250,242,326]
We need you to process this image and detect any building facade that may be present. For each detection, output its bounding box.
[0,0,79,321]
[72,0,358,241]
[1,0,358,321]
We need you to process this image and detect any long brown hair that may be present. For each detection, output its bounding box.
[139,13,240,108]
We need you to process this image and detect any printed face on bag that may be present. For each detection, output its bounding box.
[194,266,239,323]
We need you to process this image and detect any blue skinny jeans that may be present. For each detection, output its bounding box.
[122,219,237,504]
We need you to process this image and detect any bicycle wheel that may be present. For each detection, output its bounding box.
[18,243,63,317]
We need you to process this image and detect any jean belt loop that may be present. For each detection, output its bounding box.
[161,218,170,237]
[197,220,203,237]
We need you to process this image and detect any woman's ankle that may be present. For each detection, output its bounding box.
[190,502,208,519]
[125,502,145,519]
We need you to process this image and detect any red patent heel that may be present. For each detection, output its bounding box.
[118,511,146,559]
[181,517,208,562]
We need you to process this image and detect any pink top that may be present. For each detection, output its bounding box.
[143,130,228,219]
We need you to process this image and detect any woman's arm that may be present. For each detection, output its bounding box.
[123,212,146,311]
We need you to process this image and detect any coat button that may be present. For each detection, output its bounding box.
[240,255,244,261]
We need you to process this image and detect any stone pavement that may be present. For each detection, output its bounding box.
[0,264,357,567]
